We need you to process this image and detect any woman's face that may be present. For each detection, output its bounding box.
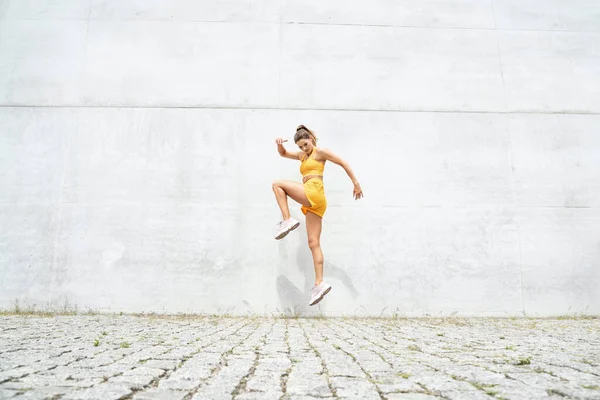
[296,138,314,155]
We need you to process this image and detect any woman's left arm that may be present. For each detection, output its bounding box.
[319,148,364,200]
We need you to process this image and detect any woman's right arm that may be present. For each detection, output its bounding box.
[275,138,301,160]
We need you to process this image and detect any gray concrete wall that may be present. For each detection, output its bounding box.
[1,0,599,316]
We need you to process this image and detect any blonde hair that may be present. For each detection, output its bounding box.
[294,124,318,145]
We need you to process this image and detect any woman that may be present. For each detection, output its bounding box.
[272,125,363,306]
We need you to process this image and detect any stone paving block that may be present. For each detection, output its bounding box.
[109,373,156,389]
[329,376,380,399]
[133,388,188,400]
[187,352,222,365]
[360,359,395,374]
[190,385,234,399]
[15,386,78,399]
[123,366,166,377]
[61,383,132,400]
[0,388,20,398]
[245,372,282,392]
[235,390,283,399]
[441,390,496,400]
[68,365,130,379]
[291,358,324,374]
[390,363,433,376]
[0,381,35,391]
[286,372,332,397]
[0,366,38,381]
[506,371,567,387]
[378,380,424,393]
[0,361,21,372]
[326,360,365,378]
[413,372,474,392]
[14,373,63,386]
[386,393,442,400]
[257,356,291,371]
[143,359,180,370]
[547,384,600,399]
[439,366,509,386]
[170,365,214,380]
[191,365,254,397]
[157,376,199,390]
[491,379,555,399]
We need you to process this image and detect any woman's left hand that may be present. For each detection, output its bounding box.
[353,184,363,200]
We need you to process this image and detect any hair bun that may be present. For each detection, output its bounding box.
[293,125,318,145]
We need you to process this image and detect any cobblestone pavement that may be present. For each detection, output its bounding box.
[0,316,598,400]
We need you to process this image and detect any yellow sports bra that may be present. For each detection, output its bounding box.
[300,148,325,177]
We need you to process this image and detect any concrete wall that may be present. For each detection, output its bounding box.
[1,0,599,316]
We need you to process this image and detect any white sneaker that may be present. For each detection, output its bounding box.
[275,217,300,240]
[309,282,332,306]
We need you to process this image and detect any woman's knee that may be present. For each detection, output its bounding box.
[308,237,320,250]
[272,180,283,191]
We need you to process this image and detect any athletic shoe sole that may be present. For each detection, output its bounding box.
[309,286,332,306]
[275,221,300,240]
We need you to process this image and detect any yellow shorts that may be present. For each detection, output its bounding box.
[301,178,327,218]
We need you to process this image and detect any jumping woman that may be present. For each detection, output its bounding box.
[272,125,364,306]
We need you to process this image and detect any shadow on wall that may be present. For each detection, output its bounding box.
[276,215,359,316]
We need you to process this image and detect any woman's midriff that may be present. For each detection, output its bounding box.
[302,175,323,184]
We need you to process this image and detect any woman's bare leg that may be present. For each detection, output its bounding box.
[305,211,324,285]
[272,180,311,220]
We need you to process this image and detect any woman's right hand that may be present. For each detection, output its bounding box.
[275,138,288,145]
